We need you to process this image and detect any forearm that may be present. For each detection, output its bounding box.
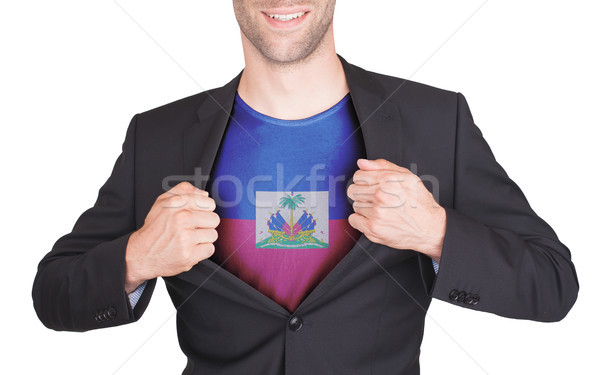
[431,208,578,321]
[32,232,134,331]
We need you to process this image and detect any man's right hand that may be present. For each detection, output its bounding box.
[124,181,220,293]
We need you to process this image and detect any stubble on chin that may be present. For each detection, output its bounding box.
[233,1,336,69]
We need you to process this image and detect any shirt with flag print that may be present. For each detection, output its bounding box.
[205,91,367,313]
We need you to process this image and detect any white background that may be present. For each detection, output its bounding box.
[1,1,598,374]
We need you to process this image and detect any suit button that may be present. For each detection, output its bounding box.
[449,289,459,301]
[107,307,117,319]
[288,316,303,332]
[102,312,109,321]
[458,291,467,303]
[465,293,475,305]
[471,294,480,305]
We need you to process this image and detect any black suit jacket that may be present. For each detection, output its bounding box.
[32,54,578,374]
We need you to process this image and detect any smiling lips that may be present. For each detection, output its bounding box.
[262,9,310,29]
[266,11,307,21]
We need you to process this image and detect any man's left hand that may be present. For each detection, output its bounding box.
[347,158,446,263]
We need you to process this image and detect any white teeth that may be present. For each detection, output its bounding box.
[267,11,306,21]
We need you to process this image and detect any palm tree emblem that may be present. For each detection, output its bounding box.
[279,192,305,233]
[256,191,328,249]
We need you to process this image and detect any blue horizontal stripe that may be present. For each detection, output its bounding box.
[207,92,366,221]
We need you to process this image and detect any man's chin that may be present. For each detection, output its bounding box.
[258,45,318,67]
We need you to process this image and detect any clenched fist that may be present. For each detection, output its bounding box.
[124,181,220,293]
[347,158,446,263]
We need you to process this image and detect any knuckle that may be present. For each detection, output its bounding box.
[165,182,191,197]
[367,222,380,237]
[179,246,193,262]
[165,182,197,202]
[203,228,217,242]
[372,205,383,218]
[162,182,188,197]
[353,200,370,210]
[373,188,387,203]
[200,242,215,258]
[353,171,364,184]
[177,229,192,245]
[176,181,194,191]
[173,209,191,225]
[181,262,194,273]
[193,230,206,245]
[382,172,399,183]
[188,246,201,262]
[379,172,391,182]
[183,255,197,271]
[166,194,187,208]
[194,196,216,211]
[391,165,408,174]
[401,172,415,182]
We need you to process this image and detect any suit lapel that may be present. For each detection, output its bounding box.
[338,54,404,163]
[183,70,243,189]
[181,54,412,315]
[296,55,410,311]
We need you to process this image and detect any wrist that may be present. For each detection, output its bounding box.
[125,231,151,294]
[420,207,446,263]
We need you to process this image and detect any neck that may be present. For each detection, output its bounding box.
[237,28,349,120]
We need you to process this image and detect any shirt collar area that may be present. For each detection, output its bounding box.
[233,91,351,127]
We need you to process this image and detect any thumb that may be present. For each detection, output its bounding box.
[357,158,405,172]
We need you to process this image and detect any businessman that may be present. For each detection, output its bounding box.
[32,1,579,374]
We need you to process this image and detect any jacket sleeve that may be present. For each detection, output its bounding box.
[32,114,157,332]
[421,92,578,322]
